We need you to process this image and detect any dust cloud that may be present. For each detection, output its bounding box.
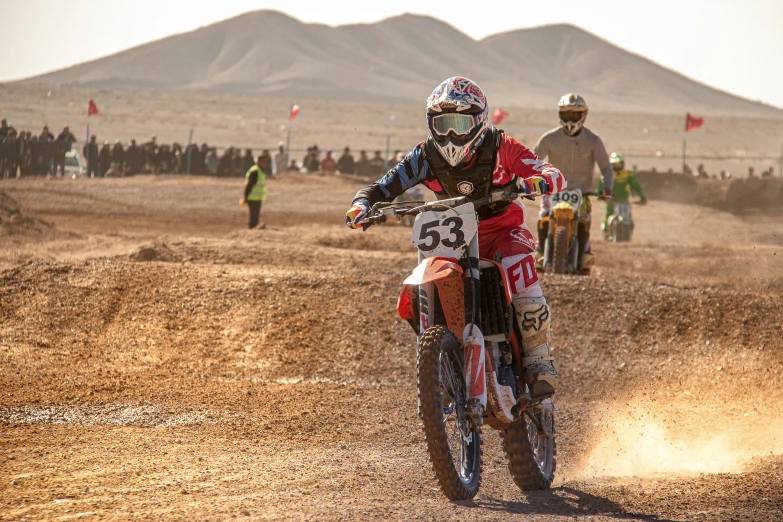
[575,396,783,479]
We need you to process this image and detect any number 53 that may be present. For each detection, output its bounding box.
[417,217,465,251]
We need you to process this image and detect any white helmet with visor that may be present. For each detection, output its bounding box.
[426,77,489,167]
[558,93,588,136]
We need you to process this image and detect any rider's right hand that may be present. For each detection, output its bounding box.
[346,199,371,229]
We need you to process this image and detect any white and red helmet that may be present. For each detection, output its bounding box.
[426,77,489,167]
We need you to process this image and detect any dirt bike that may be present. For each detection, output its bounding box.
[540,189,604,274]
[359,188,555,501]
[606,201,640,242]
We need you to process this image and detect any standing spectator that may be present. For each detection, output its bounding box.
[19,132,33,176]
[39,125,54,141]
[111,139,125,167]
[232,148,243,177]
[143,136,158,173]
[240,154,269,229]
[99,141,112,176]
[303,146,320,172]
[0,118,15,139]
[242,149,255,174]
[126,139,141,174]
[261,150,273,174]
[321,150,336,174]
[1,132,20,179]
[389,150,402,166]
[356,150,370,177]
[336,146,355,174]
[38,127,55,176]
[83,135,99,178]
[206,148,220,175]
[368,150,386,176]
[218,148,233,177]
[53,125,76,177]
[287,159,299,172]
[274,144,288,175]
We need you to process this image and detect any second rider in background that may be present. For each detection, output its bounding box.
[599,152,647,238]
[345,77,567,397]
[534,94,614,275]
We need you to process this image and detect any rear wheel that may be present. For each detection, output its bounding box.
[502,400,556,490]
[417,325,481,500]
[553,226,569,274]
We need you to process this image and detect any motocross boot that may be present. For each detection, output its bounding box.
[512,296,558,398]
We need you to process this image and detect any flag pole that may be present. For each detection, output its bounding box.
[385,135,391,169]
[186,128,194,175]
[682,139,687,173]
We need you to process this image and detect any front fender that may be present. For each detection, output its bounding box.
[397,257,465,336]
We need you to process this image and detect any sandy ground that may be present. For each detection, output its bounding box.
[1,173,783,521]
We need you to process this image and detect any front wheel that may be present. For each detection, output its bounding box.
[502,400,556,490]
[417,325,481,500]
[553,226,569,274]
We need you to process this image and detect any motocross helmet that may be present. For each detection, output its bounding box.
[610,152,625,172]
[558,93,588,136]
[426,77,489,167]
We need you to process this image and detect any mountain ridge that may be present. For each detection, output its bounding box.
[15,10,782,117]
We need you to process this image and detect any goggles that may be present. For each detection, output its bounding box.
[559,110,585,123]
[430,113,477,137]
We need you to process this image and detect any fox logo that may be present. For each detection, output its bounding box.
[521,305,549,331]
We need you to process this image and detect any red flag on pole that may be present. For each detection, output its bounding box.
[685,112,705,132]
[289,104,300,121]
[88,98,99,116]
[492,107,509,125]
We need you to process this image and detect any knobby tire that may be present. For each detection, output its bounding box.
[501,404,557,491]
[417,325,481,500]
[553,226,569,274]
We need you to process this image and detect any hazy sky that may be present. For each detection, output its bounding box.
[2,0,782,108]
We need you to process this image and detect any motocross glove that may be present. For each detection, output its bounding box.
[640,197,648,205]
[346,199,371,229]
[602,187,614,198]
[520,176,550,196]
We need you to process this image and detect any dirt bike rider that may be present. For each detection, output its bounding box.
[345,77,567,397]
[599,152,646,238]
[534,94,614,275]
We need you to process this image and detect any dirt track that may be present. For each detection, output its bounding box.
[1,174,783,521]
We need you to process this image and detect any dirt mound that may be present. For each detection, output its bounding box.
[0,190,51,235]
[637,172,783,214]
[129,238,183,262]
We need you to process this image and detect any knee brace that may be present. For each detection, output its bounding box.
[512,295,552,357]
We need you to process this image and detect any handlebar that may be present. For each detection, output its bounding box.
[357,187,540,226]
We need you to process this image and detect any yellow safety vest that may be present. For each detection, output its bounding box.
[245,165,267,202]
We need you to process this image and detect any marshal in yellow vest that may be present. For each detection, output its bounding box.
[245,165,267,202]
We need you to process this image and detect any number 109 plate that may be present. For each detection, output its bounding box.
[411,202,479,258]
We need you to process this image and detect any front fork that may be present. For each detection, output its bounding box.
[418,241,488,420]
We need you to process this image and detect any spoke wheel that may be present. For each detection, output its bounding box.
[502,400,556,491]
[417,325,481,500]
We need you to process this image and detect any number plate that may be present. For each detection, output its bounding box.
[614,203,631,216]
[411,202,478,258]
[551,189,582,211]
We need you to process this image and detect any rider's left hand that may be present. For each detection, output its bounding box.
[521,176,550,195]
[639,198,648,205]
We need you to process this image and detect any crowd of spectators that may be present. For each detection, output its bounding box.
[1,118,405,180]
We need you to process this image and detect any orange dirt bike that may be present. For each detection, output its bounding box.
[358,188,555,501]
